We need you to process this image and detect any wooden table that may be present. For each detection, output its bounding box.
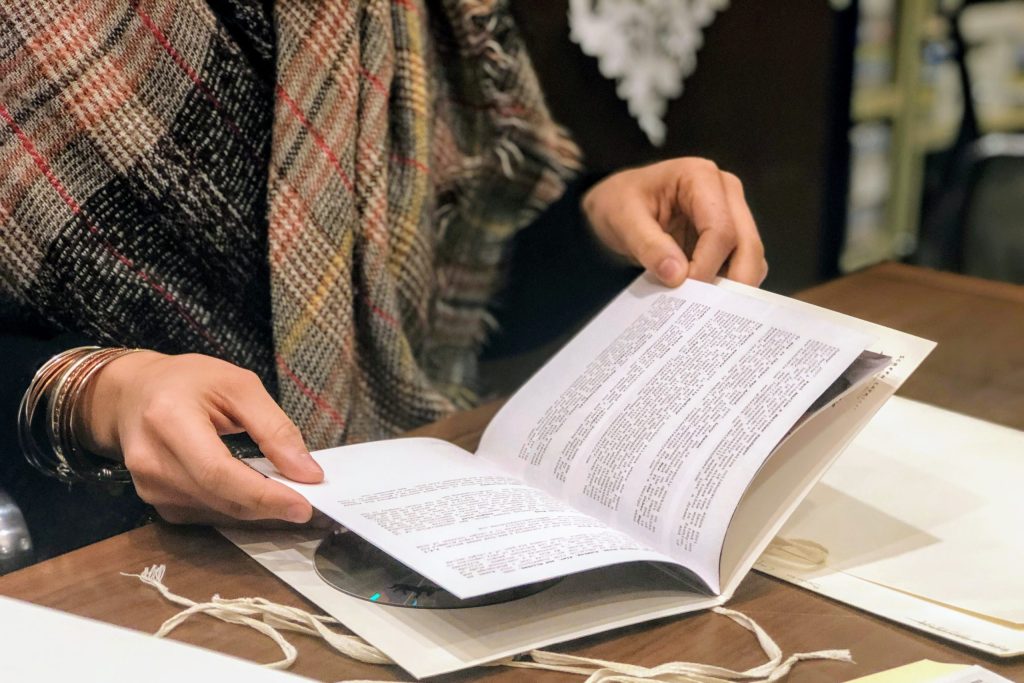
[2,263,1022,682]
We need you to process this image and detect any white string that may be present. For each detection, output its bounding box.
[123,565,853,683]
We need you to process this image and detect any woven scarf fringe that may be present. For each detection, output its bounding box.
[123,565,853,683]
[422,1,583,383]
[447,0,582,228]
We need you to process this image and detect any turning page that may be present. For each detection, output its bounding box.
[477,275,871,592]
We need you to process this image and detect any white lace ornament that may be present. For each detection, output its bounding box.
[568,0,730,146]
[124,564,853,683]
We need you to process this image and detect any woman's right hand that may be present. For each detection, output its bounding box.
[75,351,323,525]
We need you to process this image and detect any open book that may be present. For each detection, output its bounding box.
[234,275,935,678]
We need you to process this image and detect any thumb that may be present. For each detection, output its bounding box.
[221,372,324,484]
[618,212,690,287]
[247,416,323,485]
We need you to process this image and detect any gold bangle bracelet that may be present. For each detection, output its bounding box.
[18,347,97,480]
[61,348,141,482]
[19,346,141,483]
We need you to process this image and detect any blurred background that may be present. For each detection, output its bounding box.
[512,0,1024,293]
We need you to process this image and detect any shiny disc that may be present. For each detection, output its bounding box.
[313,528,559,609]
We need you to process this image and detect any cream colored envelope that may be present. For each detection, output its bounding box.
[758,397,1024,656]
[844,659,1013,683]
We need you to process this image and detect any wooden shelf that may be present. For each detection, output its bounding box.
[852,86,904,121]
[980,109,1024,132]
[843,0,938,272]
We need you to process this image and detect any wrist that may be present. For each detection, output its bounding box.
[75,349,163,458]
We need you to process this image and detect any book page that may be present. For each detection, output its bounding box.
[476,275,871,593]
[718,295,935,598]
[250,438,674,599]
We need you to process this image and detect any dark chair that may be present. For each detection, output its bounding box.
[958,135,1024,284]
[915,1,1024,284]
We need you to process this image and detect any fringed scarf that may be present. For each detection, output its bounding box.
[0,0,579,448]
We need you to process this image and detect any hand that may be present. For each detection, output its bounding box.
[76,351,323,525]
[582,158,768,287]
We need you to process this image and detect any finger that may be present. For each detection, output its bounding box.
[721,173,768,285]
[612,198,690,287]
[153,499,211,525]
[214,369,323,484]
[156,503,335,529]
[156,409,314,523]
[221,509,336,530]
[127,450,298,526]
[674,162,739,282]
[665,212,699,257]
[689,224,738,283]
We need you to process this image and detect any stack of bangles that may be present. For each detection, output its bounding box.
[18,346,143,484]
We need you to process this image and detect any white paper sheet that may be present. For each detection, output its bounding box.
[758,397,1024,656]
[0,595,310,681]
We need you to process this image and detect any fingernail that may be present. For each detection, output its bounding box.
[286,504,311,524]
[291,451,323,480]
[657,257,683,284]
[307,457,324,477]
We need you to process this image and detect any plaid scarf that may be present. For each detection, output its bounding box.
[0,0,578,448]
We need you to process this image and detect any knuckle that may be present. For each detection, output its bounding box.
[135,479,171,509]
[709,225,739,249]
[722,171,744,194]
[226,486,267,521]
[266,418,302,445]
[131,478,158,504]
[140,393,178,426]
[122,443,157,478]
[224,499,250,521]
[195,458,229,492]
[683,156,718,175]
[606,198,636,227]
[227,367,264,394]
[175,353,222,375]
[239,368,262,385]
[249,485,271,519]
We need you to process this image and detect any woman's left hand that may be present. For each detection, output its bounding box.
[582,158,768,287]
